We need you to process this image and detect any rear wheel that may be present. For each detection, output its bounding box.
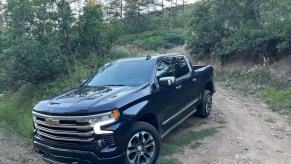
[125,122,160,164]
[195,90,212,118]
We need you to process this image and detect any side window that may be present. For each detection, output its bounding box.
[156,58,174,80]
[174,56,190,79]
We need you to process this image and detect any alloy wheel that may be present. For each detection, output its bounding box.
[127,131,156,164]
[205,94,212,114]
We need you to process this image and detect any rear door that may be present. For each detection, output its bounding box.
[173,56,199,115]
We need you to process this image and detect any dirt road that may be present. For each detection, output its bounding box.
[169,87,291,164]
[0,125,42,164]
[0,86,290,164]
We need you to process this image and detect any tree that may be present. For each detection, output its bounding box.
[167,0,173,29]
[162,0,164,29]
[123,0,148,33]
[182,0,187,28]
[52,0,76,59]
[77,3,123,56]
[187,0,291,61]
[1,0,71,89]
[107,0,123,21]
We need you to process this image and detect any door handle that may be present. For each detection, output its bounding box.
[176,85,182,90]
[192,78,197,82]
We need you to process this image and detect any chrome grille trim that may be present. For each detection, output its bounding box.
[35,125,93,137]
[32,111,98,143]
[34,120,91,130]
[37,131,94,142]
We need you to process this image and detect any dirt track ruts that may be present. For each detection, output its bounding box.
[171,86,291,164]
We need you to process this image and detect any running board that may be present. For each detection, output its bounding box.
[161,109,196,139]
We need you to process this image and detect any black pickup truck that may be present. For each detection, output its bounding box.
[32,54,215,164]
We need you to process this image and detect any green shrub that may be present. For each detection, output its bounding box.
[187,0,291,59]
[117,29,186,50]
[0,56,110,137]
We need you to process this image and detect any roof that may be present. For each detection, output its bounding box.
[116,53,184,62]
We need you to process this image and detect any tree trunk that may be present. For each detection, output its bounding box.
[175,0,177,28]
[162,0,164,29]
[120,0,123,19]
[170,0,173,29]
[182,0,185,28]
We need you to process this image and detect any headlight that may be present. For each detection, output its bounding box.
[89,110,119,134]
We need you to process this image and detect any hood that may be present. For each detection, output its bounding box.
[33,85,143,116]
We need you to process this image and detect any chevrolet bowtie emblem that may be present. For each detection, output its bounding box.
[45,118,60,126]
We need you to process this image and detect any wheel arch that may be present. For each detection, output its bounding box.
[205,81,214,94]
[137,113,160,134]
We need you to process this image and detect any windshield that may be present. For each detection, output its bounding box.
[87,60,155,87]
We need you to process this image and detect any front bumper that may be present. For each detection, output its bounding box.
[33,119,131,164]
[34,140,126,164]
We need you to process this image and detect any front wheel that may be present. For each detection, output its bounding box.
[195,90,212,118]
[125,122,160,164]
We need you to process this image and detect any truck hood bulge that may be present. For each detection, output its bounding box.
[33,85,144,116]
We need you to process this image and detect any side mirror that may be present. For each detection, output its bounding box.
[159,77,175,87]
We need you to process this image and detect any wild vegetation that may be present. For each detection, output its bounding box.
[187,0,291,61]
[0,0,290,141]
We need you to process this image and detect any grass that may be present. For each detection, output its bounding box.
[160,128,218,156]
[261,88,291,113]
[190,142,202,150]
[216,67,291,118]
[264,117,276,123]
[157,127,219,163]
[157,158,182,164]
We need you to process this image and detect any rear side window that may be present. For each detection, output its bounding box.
[173,56,190,78]
[156,57,174,80]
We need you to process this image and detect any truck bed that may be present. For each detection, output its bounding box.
[192,65,215,95]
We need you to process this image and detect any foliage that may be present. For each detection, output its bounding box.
[0,0,123,91]
[0,53,114,137]
[76,4,123,56]
[117,29,186,50]
[0,0,72,90]
[123,0,150,33]
[187,0,291,59]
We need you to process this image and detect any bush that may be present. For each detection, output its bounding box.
[0,55,109,137]
[187,0,291,59]
[117,29,186,50]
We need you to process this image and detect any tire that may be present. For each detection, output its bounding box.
[195,90,212,118]
[124,122,160,164]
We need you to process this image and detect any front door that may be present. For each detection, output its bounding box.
[152,57,181,132]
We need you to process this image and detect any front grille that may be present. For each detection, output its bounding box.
[33,111,94,143]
